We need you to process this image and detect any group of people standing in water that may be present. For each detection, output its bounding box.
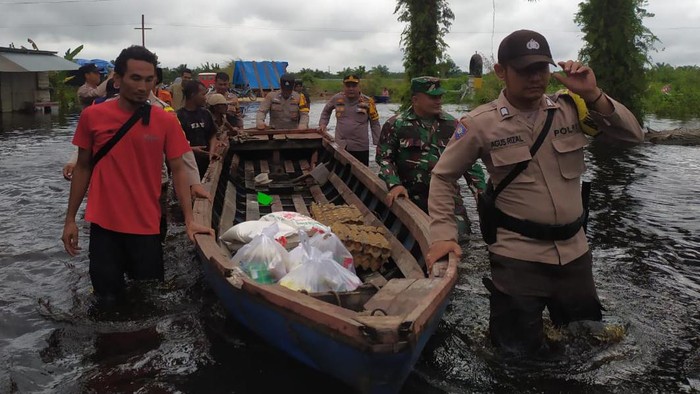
[61,28,643,356]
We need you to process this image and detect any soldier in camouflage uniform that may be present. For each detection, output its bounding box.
[376,76,486,237]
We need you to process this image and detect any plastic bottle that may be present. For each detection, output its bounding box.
[246,262,273,284]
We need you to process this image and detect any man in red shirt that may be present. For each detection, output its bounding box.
[61,45,213,305]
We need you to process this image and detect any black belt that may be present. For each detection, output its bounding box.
[496,210,585,241]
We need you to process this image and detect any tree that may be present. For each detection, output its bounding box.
[370,65,391,77]
[337,66,367,78]
[394,0,454,79]
[437,55,462,78]
[575,0,658,122]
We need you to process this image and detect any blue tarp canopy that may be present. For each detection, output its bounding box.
[232,60,288,90]
[74,58,114,74]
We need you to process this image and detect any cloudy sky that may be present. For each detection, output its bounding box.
[2,0,698,73]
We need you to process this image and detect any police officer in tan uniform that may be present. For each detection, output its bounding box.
[256,74,310,130]
[318,74,381,166]
[426,30,643,354]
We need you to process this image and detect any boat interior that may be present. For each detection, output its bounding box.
[201,131,449,319]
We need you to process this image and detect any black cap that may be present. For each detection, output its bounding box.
[294,78,303,86]
[78,63,99,75]
[280,73,294,90]
[497,29,556,70]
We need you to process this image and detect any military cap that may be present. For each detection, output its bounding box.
[280,73,295,89]
[498,29,556,70]
[410,76,445,96]
[343,74,360,84]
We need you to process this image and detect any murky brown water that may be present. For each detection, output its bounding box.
[1,105,698,393]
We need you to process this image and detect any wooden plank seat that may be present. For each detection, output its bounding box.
[362,278,440,317]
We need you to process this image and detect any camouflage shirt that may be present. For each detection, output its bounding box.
[376,108,486,214]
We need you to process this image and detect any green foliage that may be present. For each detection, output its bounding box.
[50,45,84,114]
[395,0,454,79]
[161,64,189,84]
[196,62,221,73]
[338,65,367,78]
[575,0,658,123]
[643,64,700,119]
[458,73,504,107]
[303,78,407,103]
[370,65,391,77]
[436,55,462,78]
[63,45,83,61]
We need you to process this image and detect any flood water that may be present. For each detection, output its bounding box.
[1,103,698,393]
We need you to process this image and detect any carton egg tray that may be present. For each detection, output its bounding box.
[331,222,391,271]
[310,203,364,226]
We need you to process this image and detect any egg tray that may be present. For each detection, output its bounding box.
[331,222,391,272]
[310,203,364,226]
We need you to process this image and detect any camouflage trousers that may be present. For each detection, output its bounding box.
[411,192,471,242]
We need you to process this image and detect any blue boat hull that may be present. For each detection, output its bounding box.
[201,259,451,394]
[374,96,390,104]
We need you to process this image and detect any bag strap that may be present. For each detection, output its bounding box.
[492,108,555,199]
[92,104,151,166]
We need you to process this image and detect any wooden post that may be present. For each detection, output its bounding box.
[134,14,152,47]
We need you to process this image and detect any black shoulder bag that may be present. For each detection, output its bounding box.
[476,109,555,244]
[92,104,151,166]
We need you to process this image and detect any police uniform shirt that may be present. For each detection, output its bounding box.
[318,92,381,152]
[428,90,643,265]
[256,90,309,130]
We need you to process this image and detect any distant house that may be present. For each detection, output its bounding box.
[0,47,78,113]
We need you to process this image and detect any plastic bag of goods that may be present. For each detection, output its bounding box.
[287,231,308,272]
[259,211,330,235]
[231,224,290,283]
[307,232,355,274]
[286,231,354,273]
[219,220,298,245]
[280,242,362,293]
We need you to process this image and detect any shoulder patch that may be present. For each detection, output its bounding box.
[499,107,510,117]
[454,123,468,140]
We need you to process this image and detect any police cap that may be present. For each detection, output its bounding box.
[280,73,295,90]
[498,29,556,70]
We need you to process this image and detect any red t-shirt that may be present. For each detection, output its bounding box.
[73,100,191,235]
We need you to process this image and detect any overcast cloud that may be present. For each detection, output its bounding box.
[1,0,698,73]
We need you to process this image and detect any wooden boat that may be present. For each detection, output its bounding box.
[192,128,458,394]
[373,95,391,104]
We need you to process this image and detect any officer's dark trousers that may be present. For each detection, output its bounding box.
[347,150,369,166]
[485,250,602,354]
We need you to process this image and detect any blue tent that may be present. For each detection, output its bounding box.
[74,58,114,74]
[232,60,288,91]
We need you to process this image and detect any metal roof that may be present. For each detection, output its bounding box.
[0,48,78,72]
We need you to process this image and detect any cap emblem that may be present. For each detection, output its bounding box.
[526,39,540,50]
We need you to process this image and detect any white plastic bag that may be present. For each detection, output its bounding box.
[220,220,297,244]
[307,232,355,274]
[259,211,330,235]
[231,224,289,283]
[279,242,362,293]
